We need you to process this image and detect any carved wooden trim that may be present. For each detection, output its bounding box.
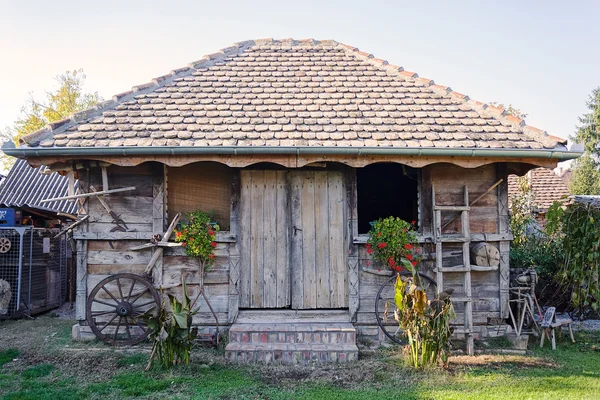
[151,165,165,285]
[29,154,559,170]
[75,168,89,323]
[497,163,511,318]
[228,170,241,323]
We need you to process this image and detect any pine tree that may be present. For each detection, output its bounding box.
[569,88,600,195]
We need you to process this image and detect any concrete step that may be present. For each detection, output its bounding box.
[226,321,358,364]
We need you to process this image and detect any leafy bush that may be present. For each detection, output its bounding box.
[546,201,600,313]
[143,279,199,370]
[394,276,455,368]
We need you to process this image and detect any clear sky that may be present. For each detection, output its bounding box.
[0,0,598,141]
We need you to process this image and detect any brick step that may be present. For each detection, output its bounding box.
[225,342,358,364]
[236,309,351,323]
[228,323,356,345]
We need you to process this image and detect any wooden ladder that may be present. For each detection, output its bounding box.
[432,185,474,355]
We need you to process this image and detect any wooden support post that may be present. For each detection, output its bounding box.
[68,171,75,197]
[462,186,474,356]
[152,171,165,285]
[228,171,241,324]
[346,168,359,321]
[101,166,109,192]
[75,169,89,323]
[497,164,510,319]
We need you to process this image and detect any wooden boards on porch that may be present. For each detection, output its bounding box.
[239,170,290,308]
[291,171,348,309]
[238,170,348,310]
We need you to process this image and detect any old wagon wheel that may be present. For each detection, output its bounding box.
[86,273,160,345]
[0,237,11,253]
[375,272,437,345]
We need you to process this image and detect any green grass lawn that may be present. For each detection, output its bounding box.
[1,316,599,399]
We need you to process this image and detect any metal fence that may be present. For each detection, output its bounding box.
[0,227,69,318]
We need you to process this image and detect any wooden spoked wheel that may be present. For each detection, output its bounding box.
[0,237,11,253]
[375,272,437,345]
[86,273,160,345]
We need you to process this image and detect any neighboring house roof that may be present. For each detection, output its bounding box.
[0,159,78,215]
[12,39,572,158]
[508,167,570,212]
[573,195,600,206]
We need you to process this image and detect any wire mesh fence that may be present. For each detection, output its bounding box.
[0,227,69,318]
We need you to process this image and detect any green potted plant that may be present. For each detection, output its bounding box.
[367,217,421,275]
[174,211,219,276]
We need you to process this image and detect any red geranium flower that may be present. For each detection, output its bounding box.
[388,258,395,267]
[182,242,187,247]
[366,248,373,254]
[209,254,215,259]
[406,254,413,261]
[411,261,417,267]
[210,242,217,248]
[377,242,387,249]
[208,230,215,235]
[404,244,413,250]
[377,232,382,237]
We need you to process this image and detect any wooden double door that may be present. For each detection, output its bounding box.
[239,170,348,309]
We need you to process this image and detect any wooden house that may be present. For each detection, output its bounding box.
[3,39,581,362]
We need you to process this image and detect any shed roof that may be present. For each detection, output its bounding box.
[0,159,78,215]
[13,39,572,159]
[508,167,570,212]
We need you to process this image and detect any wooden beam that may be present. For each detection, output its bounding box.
[40,186,136,203]
[144,213,181,275]
[54,215,89,239]
[73,231,155,240]
[68,171,75,197]
[129,242,182,251]
[101,166,109,192]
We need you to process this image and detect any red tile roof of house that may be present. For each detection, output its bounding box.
[508,167,571,211]
[21,39,567,152]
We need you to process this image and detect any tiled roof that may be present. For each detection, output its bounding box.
[508,168,570,211]
[0,159,79,215]
[22,39,566,151]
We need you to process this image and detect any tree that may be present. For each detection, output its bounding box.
[1,69,102,169]
[488,102,528,119]
[569,153,600,195]
[573,88,600,158]
[569,87,600,195]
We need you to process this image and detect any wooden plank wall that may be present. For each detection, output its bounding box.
[81,162,235,327]
[239,170,290,309]
[290,171,348,309]
[355,163,510,330]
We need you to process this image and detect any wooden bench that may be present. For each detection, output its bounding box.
[539,307,575,350]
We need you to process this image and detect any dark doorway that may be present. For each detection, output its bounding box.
[357,163,419,234]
